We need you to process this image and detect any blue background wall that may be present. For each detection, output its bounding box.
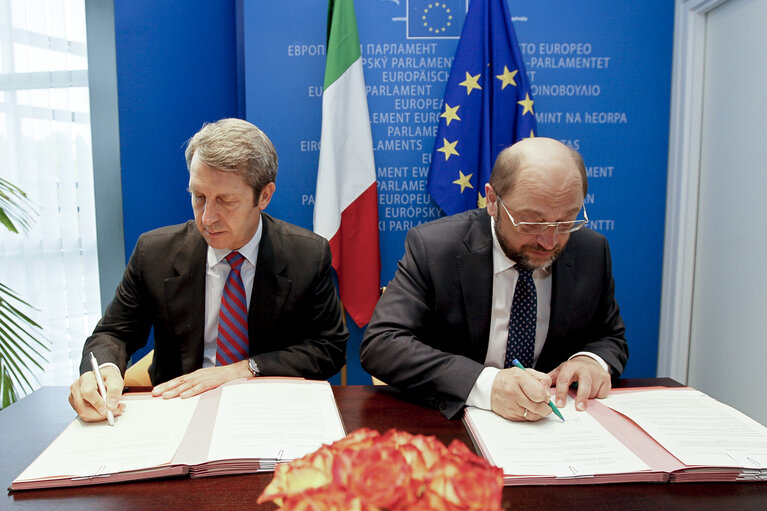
[114,0,673,385]
[113,0,241,363]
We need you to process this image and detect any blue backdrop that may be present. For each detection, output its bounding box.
[115,0,673,385]
[113,0,241,368]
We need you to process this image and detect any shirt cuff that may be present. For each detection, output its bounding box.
[568,351,610,374]
[466,366,501,410]
[98,362,121,374]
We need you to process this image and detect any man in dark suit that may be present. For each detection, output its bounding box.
[69,119,348,422]
[361,137,627,420]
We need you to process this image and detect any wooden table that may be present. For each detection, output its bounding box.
[2,380,765,510]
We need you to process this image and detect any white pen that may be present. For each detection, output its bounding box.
[89,352,115,426]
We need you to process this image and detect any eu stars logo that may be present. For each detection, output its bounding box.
[426,0,537,216]
[407,0,466,39]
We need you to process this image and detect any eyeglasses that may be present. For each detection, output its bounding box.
[496,195,588,235]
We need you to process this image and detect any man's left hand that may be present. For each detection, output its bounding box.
[548,356,611,412]
[151,360,251,399]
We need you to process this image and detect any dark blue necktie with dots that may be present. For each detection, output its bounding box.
[504,268,537,369]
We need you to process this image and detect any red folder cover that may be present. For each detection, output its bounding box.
[463,387,767,485]
[10,378,345,491]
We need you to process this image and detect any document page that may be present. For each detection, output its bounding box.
[207,380,345,462]
[465,397,651,478]
[16,395,199,481]
[602,389,767,468]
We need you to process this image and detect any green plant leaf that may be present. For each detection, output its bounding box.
[0,336,39,393]
[0,287,50,400]
[0,325,47,372]
[0,177,36,234]
[1,363,19,409]
[0,310,49,368]
[0,178,47,409]
[0,209,18,233]
[0,288,46,340]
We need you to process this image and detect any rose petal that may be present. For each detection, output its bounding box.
[332,445,414,509]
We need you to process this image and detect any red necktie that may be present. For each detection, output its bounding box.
[216,251,249,365]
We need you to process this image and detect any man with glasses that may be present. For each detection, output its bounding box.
[361,137,627,421]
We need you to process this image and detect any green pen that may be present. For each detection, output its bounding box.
[511,358,565,422]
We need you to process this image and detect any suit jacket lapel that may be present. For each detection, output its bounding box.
[539,243,577,366]
[165,222,207,374]
[457,211,494,355]
[251,214,291,343]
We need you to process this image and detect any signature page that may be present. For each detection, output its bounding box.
[602,389,767,469]
[206,380,345,463]
[16,395,199,482]
[465,397,650,478]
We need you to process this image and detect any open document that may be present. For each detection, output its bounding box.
[11,378,345,491]
[464,387,767,485]
[602,388,767,482]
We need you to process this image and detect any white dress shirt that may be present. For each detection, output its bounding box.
[466,217,608,409]
[202,219,263,367]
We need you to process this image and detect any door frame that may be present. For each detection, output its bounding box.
[658,0,731,382]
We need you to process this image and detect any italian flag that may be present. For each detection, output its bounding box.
[314,0,380,327]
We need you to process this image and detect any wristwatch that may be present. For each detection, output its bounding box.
[247,358,261,377]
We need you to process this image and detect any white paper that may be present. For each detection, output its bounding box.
[17,396,199,481]
[602,389,767,468]
[206,380,345,462]
[465,397,651,478]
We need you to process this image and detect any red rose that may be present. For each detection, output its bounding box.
[402,434,450,471]
[332,427,381,451]
[396,442,428,479]
[280,487,374,511]
[426,455,503,511]
[380,429,414,447]
[332,444,415,509]
[447,439,494,469]
[257,445,335,504]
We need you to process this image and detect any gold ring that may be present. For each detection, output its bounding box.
[523,409,529,419]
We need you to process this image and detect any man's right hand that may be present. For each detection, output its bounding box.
[490,367,553,421]
[68,366,125,422]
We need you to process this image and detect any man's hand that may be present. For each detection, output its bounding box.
[549,356,611,412]
[151,360,251,399]
[69,366,125,422]
[490,367,552,421]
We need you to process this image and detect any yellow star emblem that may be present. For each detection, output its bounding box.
[440,103,461,126]
[436,138,459,161]
[477,191,487,208]
[459,72,482,95]
[452,170,474,193]
[495,66,518,89]
[525,129,535,139]
[517,92,534,115]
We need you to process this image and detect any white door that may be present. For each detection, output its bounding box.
[688,0,767,426]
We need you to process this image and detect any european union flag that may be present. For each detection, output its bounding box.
[427,0,536,215]
[408,0,465,39]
